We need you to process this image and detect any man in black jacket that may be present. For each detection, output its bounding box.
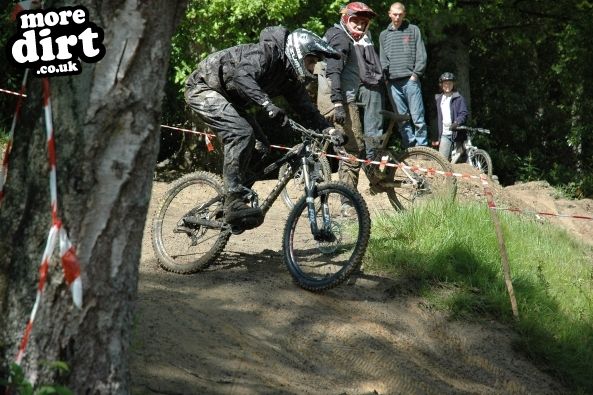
[185,27,341,230]
[317,2,381,215]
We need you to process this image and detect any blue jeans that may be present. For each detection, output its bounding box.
[388,78,428,148]
[358,84,384,159]
[439,134,463,161]
[439,134,454,160]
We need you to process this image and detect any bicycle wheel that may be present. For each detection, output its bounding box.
[385,146,457,211]
[468,148,493,178]
[279,155,332,210]
[283,182,371,291]
[151,171,231,273]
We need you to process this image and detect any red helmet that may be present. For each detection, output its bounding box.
[340,2,377,41]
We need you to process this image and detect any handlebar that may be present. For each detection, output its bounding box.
[287,118,325,139]
[286,118,349,156]
[455,125,490,134]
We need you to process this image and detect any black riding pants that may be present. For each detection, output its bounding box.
[185,82,258,195]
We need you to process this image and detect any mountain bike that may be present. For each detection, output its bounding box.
[279,109,457,211]
[151,120,371,292]
[450,125,493,178]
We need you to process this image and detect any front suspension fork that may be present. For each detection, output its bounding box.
[302,156,330,238]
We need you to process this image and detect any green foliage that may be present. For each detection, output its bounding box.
[158,0,593,197]
[170,0,320,88]
[3,0,590,197]
[0,128,8,148]
[1,362,73,395]
[166,0,350,120]
[366,199,593,392]
[517,152,541,182]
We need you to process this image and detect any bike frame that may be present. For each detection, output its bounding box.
[450,136,474,165]
[191,126,332,237]
[449,126,490,165]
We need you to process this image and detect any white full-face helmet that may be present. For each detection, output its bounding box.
[285,28,341,82]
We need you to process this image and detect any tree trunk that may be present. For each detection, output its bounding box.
[433,27,471,109]
[0,1,186,393]
[424,24,471,142]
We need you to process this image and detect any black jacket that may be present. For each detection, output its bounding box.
[186,26,329,130]
[324,25,355,104]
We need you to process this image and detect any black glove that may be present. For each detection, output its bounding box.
[333,104,346,126]
[450,122,459,130]
[264,102,288,127]
[323,127,348,146]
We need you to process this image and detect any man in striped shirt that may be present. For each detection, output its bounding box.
[379,2,428,148]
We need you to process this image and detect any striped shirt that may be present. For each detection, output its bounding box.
[379,21,427,80]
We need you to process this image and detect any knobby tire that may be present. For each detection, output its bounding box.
[386,146,457,211]
[151,171,230,273]
[283,182,371,291]
[469,148,493,178]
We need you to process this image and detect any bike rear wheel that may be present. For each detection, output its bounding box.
[385,146,457,211]
[279,155,332,210]
[468,148,493,178]
[283,182,371,291]
[151,171,230,273]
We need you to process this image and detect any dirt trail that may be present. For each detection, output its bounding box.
[130,169,581,395]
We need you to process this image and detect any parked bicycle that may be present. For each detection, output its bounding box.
[279,109,457,211]
[151,120,371,292]
[450,125,493,178]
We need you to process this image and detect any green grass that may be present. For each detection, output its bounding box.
[0,129,8,148]
[365,199,593,393]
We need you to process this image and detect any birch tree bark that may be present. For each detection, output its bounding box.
[0,1,186,393]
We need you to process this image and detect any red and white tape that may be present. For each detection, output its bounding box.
[492,207,593,220]
[0,88,27,98]
[42,79,59,222]
[13,79,82,366]
[11,0,35,20]
[15,224,58,364]
[162,124,593,221]
[160,124,216,152]
[14,223,82,365]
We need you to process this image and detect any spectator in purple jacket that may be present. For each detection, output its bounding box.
[433,72,469,160]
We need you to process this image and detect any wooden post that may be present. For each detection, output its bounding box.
[481,175,519,320]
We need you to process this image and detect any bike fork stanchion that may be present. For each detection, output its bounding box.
[302,154,321,236]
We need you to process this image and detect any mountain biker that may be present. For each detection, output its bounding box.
[185,27,344,230]
[432,72,469,160]
[317,2,382,216]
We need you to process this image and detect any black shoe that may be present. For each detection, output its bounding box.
[224,196,263,228]
[234,214,264,231]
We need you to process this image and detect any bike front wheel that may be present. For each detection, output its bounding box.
[386,146,457,211]
[151,171,231,273]
[468,148,493,178]
[283,182,371,291]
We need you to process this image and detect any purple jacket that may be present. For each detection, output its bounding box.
[435,91,469,141]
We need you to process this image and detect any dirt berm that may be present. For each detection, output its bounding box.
[131,166,591,394]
